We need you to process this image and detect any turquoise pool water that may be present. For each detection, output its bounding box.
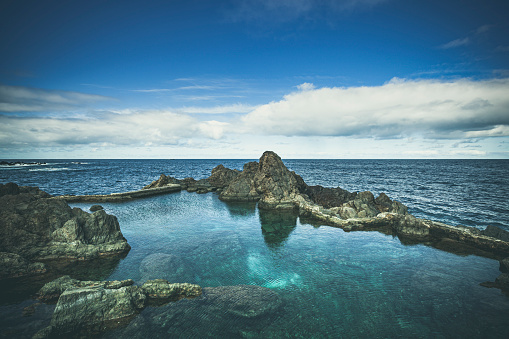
[65,191,509,338]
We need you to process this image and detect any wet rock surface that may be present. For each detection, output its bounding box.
[33,277,202,338]
[37,275,134,303]
[143,174,180,189]
[207,164,240,188]
[35,284,146,338]
[141,279,202,302]
[33,276,278,338]
[0,183,130,280]
[219,161,261,202]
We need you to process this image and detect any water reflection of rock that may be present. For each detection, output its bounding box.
[223,201,257,217]
[0,255,124,305]
[259,209,298,249]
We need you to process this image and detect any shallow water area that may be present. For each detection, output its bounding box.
[67,192,509,338]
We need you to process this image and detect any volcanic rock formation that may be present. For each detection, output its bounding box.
[0,183,130,279]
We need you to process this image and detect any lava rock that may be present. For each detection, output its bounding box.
[89,205,103,212]
[207,164,240,188]
[0,183,130,279]
[143,174,180,189]
[219,161,261,202]
[482,225,509,242]
[141,279,202,301]
[35,284,146,338]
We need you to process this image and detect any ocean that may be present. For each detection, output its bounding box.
[1,159,509,337]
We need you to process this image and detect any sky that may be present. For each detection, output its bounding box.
[1,0,509,159]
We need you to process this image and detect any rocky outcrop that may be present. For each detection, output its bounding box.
[253,151,303,209]
[35,284,146,338]
[33,277,207,338]
[143,174,180,189]
[138,151,509,257]
[303,185,357,209]
[89,204,103,212]
[37,275,134,302]
[142,279,202,302]
[219,161,261,202]
[0,183,130,280]
[207,164,240,188]
[482,225,509,242]
[217,151,408,217]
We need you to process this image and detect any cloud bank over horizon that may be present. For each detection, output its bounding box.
[1,77,508,158]
[242,78,509,139]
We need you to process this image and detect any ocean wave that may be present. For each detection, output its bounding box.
[28,167,74,172]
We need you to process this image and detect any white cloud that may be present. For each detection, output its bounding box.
[0,110,231,147]
[0,85,111,112]
[440,37,470,49]
[132,85,218,93]
[176,103,259,114]
[198,121,229,139]
[297,82,315,91]
[241,78,509,139]
[2,79,508,159]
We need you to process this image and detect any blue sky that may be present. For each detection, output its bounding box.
[1,0,508,158]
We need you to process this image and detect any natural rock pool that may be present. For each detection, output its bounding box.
[61,191,509,338]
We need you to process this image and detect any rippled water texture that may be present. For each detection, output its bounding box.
[1,159,509,337]
[68,192,508,338]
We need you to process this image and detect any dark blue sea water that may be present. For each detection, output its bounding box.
[1,159,509,338]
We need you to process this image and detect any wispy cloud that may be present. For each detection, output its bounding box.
[0,85,112,113]
[176,103,259,114]
[225,0,391,24]
[241,78,509,139]
[440,37,470,49]
[132,85,219,93]
[439,24,491,49]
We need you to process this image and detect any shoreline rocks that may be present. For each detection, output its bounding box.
[0,183,130,280]
[34,276,280,338]
[140,150,509,258]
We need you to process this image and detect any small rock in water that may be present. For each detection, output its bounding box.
[90,204,104,212]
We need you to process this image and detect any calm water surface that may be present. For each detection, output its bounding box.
[1,159,508,337]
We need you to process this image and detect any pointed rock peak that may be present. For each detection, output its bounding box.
[259,151,283,165]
